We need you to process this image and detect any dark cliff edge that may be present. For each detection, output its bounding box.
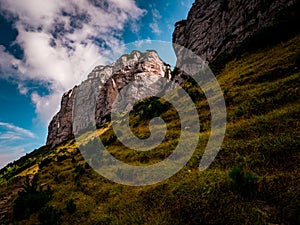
[173,0,300,72]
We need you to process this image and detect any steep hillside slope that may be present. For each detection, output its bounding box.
[0,32,299,225]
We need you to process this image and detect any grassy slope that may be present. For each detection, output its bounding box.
[0,34,299,225]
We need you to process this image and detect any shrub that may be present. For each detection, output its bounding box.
[74,164,85,177]
[60,148,68,153]
[56,154,68,162]
[38,206,61,225]
[0,178,7,186]
[13,175,52,219]
[71,156,76,163]
[49,170,59,182]
[65,199,77,214]
[3,165,18,180]
[101,135,117,146]
[74,164,86,187]
[229,165,258,198]
[39,157,52,169]
[132,97,171,120]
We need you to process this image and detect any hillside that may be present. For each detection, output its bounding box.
[0,29,299,224]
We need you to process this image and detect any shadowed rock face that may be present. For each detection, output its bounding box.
[46,50,172,148]
[173,0,296,63]
[46,87,77,148]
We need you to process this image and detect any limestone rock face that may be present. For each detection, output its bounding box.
[46,50,172,148]
[46,87,77,148]
[173,0,297,63]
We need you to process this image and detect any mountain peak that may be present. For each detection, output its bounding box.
[47,50,171,148]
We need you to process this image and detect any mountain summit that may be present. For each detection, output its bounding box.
[46,50,172,148]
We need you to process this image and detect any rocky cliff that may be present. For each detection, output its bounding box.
[173,0,297,63]
[46,88,77,148]
[47,0,298,148]
[46,50,172,148]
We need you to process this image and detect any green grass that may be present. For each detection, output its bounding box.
[0,34,299,225]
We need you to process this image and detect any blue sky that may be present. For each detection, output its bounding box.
[0,0,194,168]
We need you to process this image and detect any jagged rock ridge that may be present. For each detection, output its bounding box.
[46,50,172,148]
[173,0,297,63]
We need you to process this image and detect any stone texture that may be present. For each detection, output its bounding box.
[46,50,172,148]
[46,87,77,148]
[173,0,297,63]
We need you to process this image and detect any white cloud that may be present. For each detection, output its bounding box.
[0,46,21,79]
[31,91,63,123]
[152,8,162,20]
[149,7,162,34]
[149,22,162,34]
[134,38,152,48]
[0,146,26,168]
[17,83,29,95]
[0,122,35,138]
[0,122,37,168]
[0,0,146,124]
[180,0,194,8]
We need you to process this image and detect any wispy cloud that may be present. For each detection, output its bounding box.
[134,38,152,48]
[0,146,26,168]
[149,8,162,34]
[0,122,36,168]
[0,0,146,124]
[180,0,194,8]
[0,122,35,139]
[152,8,162,20]
[149,22,162,34]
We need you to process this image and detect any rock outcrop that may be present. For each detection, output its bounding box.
[46,88,77,148]
[46,50,172,148]
[173,0,297,63]
[47,0,298,148]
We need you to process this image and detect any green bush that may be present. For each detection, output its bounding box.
[132,97,171,120]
